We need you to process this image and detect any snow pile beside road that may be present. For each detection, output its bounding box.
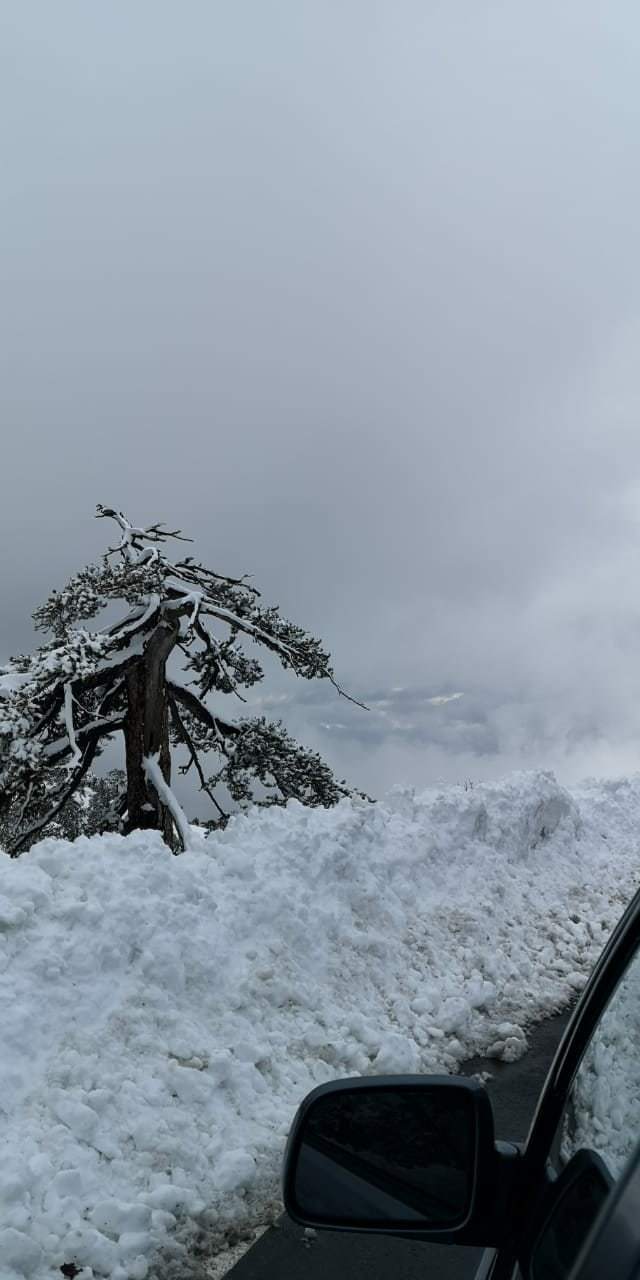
[1,770,639,1279]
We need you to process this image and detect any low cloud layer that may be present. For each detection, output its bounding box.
[3,3,640,802]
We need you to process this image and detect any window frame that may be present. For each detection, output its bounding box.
[480,883,640,1280]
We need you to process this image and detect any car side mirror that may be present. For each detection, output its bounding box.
[283,1075,501,1239]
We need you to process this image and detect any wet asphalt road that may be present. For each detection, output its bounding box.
[226,1008,572,1280]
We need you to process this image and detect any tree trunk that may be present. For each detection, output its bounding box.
[122,618,179,844]
[123,662,149,832]
[157,697,174,848]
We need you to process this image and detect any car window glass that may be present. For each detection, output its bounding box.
[558,947,640,1179]
[523,946,640,1280]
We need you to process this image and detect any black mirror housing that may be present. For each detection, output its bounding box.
[283,1075,513,1243]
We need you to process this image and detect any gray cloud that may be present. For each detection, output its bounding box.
[2,2,640,804]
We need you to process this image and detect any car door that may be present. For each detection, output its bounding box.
[478,882,640,1280]
[283,883,640,1276]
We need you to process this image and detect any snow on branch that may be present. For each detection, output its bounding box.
[164,590,203,630]
[44,712,125,762]
[63,683,82,766]
[99,594,161,641]
[143,753,194,852]
[95,506,193,565]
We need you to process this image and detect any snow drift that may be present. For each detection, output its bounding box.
[1,770,639,1279]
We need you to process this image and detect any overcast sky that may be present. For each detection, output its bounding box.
[2,2,640,802]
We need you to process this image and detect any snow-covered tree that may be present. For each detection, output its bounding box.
[0,508,364,854]
[0,768,125,849]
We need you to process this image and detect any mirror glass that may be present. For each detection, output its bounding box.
[291,1084,476,1229]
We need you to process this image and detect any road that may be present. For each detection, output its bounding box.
[226,1007,572,1280]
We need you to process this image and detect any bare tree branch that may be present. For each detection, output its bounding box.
[173,559,260,595]
[31,686,65,738]
[44,713,126,764]
[96,506,193,546]
[167,680,241,741]
[8,735,100,856]
[168,693,228,822]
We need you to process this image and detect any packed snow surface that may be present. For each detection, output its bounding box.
[1,770,640,1279]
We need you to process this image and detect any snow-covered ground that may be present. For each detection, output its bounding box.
[1,770,640,1280]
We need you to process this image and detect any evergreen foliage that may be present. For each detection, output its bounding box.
[0,769,125,849]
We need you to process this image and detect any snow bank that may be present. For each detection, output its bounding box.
[0,770,639,1279]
